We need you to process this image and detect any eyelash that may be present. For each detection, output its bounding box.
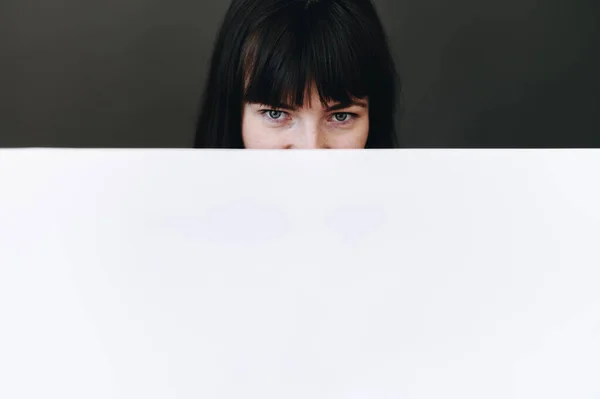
[258,109,358,125]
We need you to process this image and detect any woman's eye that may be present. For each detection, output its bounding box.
[266,110,284,120]
[332,113,351,122]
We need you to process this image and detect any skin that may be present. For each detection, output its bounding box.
[242,86,369,149]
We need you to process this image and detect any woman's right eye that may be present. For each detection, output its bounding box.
[259,109,288,122]
[265,110,283,119]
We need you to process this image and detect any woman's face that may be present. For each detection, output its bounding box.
[242,87,369,149]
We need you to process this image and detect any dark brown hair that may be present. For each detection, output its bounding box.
[195,0,400,148]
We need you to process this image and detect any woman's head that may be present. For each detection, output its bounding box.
[195,0,399,149]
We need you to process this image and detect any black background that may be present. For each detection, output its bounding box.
[1,0,598,147]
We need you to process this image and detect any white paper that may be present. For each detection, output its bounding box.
[0,149,599,399]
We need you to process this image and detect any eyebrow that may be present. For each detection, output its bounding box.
[259,100,368,112]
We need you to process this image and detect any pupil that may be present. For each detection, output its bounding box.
[335,113,347,121]
[269,111,282,119]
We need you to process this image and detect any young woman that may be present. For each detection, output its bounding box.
[194,0,400,149]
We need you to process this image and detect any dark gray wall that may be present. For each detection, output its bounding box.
[1,0,598,147]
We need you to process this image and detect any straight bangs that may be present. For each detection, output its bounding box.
[241,3,379,109]
[195,0,398,148]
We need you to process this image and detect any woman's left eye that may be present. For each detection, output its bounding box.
[332,113,352,122]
